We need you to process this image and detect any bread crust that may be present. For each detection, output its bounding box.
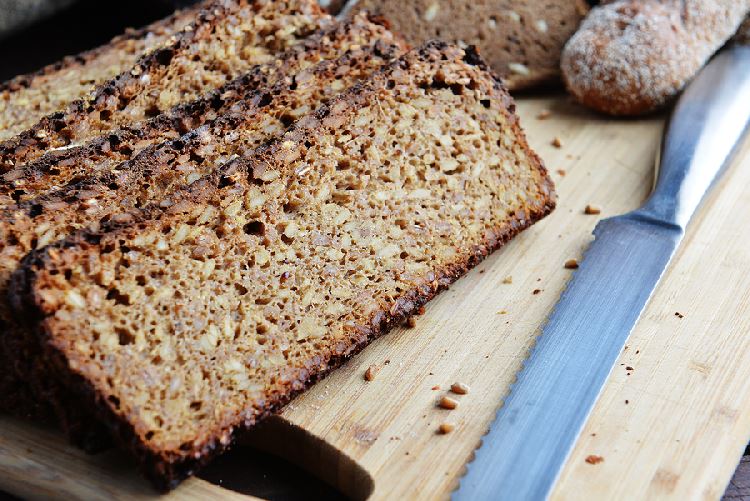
[562,0,750,116]
[11,42,555,490]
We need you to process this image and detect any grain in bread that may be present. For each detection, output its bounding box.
[0,33,403,446]
[11,42,555,489]
[0,14,396,206]
[342,0,589,89]
[0,3,203,141]
[562,0,750,115]
[0,0,329,170]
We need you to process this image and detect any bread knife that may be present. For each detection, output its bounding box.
[454,44,750,500]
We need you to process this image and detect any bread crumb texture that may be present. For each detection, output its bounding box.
[0,0,329,169]
[0,20,401,432]
[346,0,589,89]
[0,3,201,141]
[15,42,554,489]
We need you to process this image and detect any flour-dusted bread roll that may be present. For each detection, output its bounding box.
[562,0,750,116]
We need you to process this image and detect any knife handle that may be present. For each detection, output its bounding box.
[632,46,750,230]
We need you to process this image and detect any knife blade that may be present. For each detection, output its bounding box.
[454,45,750,500]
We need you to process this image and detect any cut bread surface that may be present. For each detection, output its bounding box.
[344,0,589,89]
[0,3,203,142]
[13,42,555,489]
[0,14,395,207]
[0,0,329,170]
[0,30,403,441]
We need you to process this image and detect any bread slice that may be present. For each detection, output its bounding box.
[0,14,396,207]
[11,42,554,489]
[0,0,329,170]
[0,31,403,448]
[343,0,589,89]
[0,3,203,142]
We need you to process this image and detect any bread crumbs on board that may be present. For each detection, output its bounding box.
[364,365,379,381]
[438,423,456,434]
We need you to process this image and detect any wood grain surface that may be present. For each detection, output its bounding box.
[1,94,749,499]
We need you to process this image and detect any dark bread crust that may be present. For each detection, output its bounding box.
[0,13,399,206]
[11,42,555,490]
[0,28,403,445]
[0,0,327,170]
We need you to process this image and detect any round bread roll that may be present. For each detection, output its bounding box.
[561,0,750,116]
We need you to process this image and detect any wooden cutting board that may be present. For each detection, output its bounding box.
[3,93,750,500]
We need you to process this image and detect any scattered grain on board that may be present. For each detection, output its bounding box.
[438,423,456,434]
[432,385,441,390]
[439,396,459,410]
[585,455,604,465]
[502,276,513,284]
[407,317,417,328]
[533,289,542,295]
[556,169,566,176]
[675,312,684,319]
[451,382,470,395]
[584,204,601,215]
[564,259,579,269]
[537,109,552,120]
[364,365,379,382]
[552,137,563,148]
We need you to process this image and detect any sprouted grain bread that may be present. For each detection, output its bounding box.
[0,0,330,170]
[0,13,396,206]
[12,42,554,489]
[0,28,403,446]
[0,3,204,141]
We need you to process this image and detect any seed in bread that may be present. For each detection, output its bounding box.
[12,42,554,489]
[0,3,205,142]
[342,0,589,90]
[0,0,329,170]
[561,0,750,115]
[0,34,403,447]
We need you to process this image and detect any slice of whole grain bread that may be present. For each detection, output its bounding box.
[0,13,395,207]
[11,42,554,490]
[0,2,203,141]
[0,0,329,170]
[0,27,403,448]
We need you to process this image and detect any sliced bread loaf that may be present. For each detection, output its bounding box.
[0,2,203,141]
[0,0,329,170]
[342,0,590,89]
[11,42,554,489]
[0,33,403,446]
[0,14,396,206]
